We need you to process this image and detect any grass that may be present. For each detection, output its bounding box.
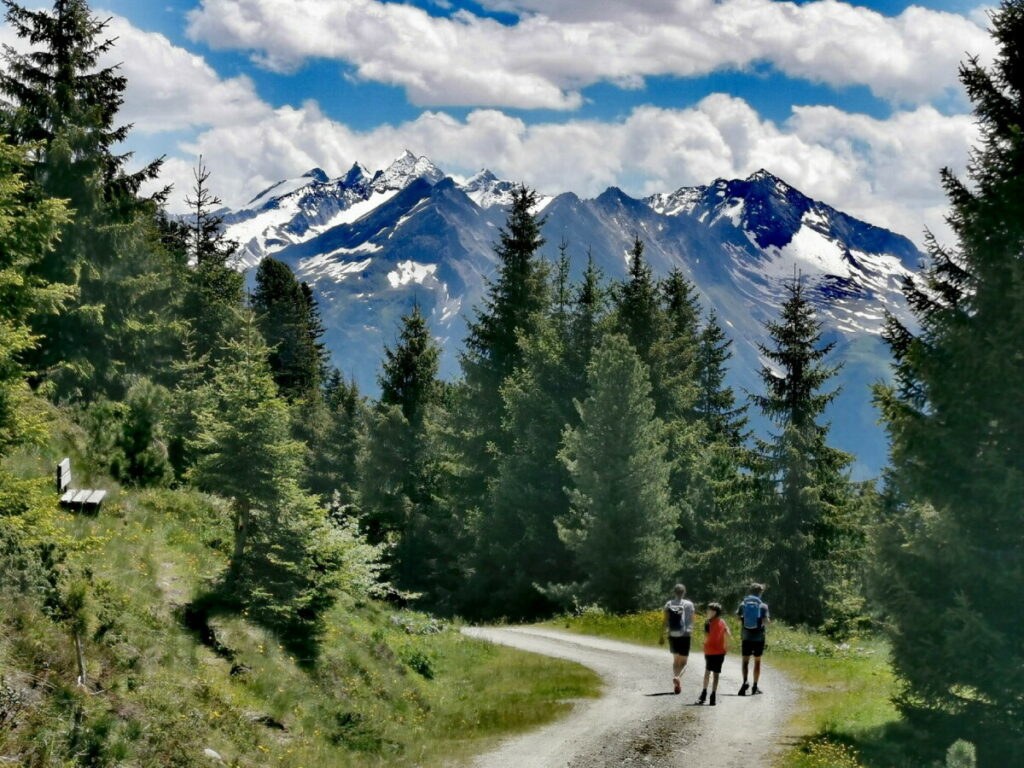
[542,608,930,768]
[2,443,601,768]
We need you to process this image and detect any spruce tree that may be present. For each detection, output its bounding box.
[182,157,243,362]
[191,311,342,652]
[559,334,680,613]
[686,310,752,595]
[873,2,1024,757]
[471,247,608,618]
[251,258,322,399]
[379,303,439,426]
[614,236,664,370]
[750,278,853,626]
[0,137,72,452]
[361,306,460,602]
[1,0,166,399]
[695,310,748,446]
[459,185,549,505]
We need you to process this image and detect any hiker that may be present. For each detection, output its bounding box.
[737,582,770,695]
[696,602,730,706]
[660,583,695,694]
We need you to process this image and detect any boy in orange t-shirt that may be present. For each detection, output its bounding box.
[696,602,731,706]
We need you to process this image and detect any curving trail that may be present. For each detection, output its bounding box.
[462,626,798,768]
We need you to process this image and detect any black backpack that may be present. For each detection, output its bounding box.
[667,604,684,632]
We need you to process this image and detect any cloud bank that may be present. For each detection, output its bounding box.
[185,0,994,109]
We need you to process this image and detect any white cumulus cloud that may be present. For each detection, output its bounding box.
[185,0,995,109]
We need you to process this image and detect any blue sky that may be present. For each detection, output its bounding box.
[1,1,996,242]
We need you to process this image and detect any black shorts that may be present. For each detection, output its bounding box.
[742,640,766,657]
[704,653,725,673]
[668,635,691,656]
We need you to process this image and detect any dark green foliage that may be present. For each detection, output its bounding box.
[558,334,680,613]
[251,258,324,399]
[873,2,1024,758]
[614,237,664,368]
[684,310,753,597]
[304,371,364,508]
[191,313,343,651]
[459,185,549,503]
[181,158,243,362]
[361,307,465,606]
[695,310,748,446]
[750,278,855,626]
[111,377,172,487]
[0,137,72,451]
[380,303,439,426]
[1,0,171,400]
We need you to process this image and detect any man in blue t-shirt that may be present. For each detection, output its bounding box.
[736,582,770,696]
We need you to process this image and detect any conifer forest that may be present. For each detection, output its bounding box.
[0,1,1021,767]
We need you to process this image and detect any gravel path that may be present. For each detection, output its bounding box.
[462,626,798,768]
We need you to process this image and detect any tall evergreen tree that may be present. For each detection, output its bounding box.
[181,157,243,361]
[695,310,748,446]
[459,185,549,505]
[684,310,753,595]
[379,303,439,426]
[300,371,364,508]
[750,278,854,626]
[873,2,1024,757]
[614,236,664,369]
[0,137,72,451]
[361,306,461,602]
[191,312,342,652]
[1,0,166,399]
[251,257,322,399]
[558,334,680,613]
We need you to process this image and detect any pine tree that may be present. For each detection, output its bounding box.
[614,236,664,370]
[191,311,342,652]
[1,0,166,399]
[695,310,748,446]
[0,138,72,451]
[361,306,460,601]
[380,303,439,426]
[251,258,322,399]
[559,334,680,613]
[750,278,854,626]
[873,2,1024,757]
[181,157,243,362]
[459,185,549,506]
[684,310,752,595]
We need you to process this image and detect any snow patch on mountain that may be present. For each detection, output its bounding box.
[387,260,439,289]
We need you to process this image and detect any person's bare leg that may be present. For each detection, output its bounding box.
[710,671,719,705]
[697,669,710,703]
[752,657,763,693]
[739,655,751,695]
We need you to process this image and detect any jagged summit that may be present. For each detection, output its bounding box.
[302,167,330,182]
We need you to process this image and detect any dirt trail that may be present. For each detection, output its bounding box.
[462,626,798,768]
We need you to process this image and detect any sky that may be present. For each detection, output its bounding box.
[0,0,999,245]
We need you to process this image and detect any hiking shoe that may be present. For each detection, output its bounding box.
[752,684,762,695]
[673,677,681,694]
[709,692,717,706]
[738,682,749,696]
[695,691,707,705]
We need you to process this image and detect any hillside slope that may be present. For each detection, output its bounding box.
[0,437,599,767]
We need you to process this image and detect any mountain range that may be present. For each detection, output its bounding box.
[220,151,923,478]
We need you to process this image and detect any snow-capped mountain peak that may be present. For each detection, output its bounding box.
[460,168,518,208]
[373,150,445,192]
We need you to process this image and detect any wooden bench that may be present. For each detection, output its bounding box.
[56,458,107,513]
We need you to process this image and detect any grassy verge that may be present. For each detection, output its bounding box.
[2,463,599,767]
[543,609,925,768]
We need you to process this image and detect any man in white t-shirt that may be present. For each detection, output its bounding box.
[661,583,695,694]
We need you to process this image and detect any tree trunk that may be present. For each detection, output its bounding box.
[74,631,87,687]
